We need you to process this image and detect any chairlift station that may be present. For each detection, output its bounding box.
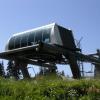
[0,23,100,79]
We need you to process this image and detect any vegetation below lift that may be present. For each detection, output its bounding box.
[0,76,100,100]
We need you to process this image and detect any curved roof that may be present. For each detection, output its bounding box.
[13,23,56,37]
[6,23,57,50]
[6,23,76,51]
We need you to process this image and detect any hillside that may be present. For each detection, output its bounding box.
[0,75,100,100]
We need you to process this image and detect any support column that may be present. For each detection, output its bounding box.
[14,61,20,80]
[94,49,100,78]
[20,63,30,79]
[14,61,30,79]
[67,54,81,79]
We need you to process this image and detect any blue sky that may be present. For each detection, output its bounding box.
[0,0,100,77]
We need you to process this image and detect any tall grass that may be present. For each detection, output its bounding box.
[0,76,100,100]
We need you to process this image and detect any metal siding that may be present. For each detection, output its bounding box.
[50,24,55,44]
[8,36,15,50]
[7,25,53,50]
[28,32,35,46]
[21,33,28,47]
[54,24,63,46]
[58,25,76,49]
[7,23,76,51]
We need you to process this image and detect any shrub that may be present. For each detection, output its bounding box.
[0,77,100,100]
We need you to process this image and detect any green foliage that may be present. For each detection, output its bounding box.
[6,61,20,79]
[0,61,5,77]
[6,60,15,78]
[0,76,100,100]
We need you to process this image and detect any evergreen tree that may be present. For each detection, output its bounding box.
[6,60,14,77]
[6,60,20,79]
[0,61,5,77]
